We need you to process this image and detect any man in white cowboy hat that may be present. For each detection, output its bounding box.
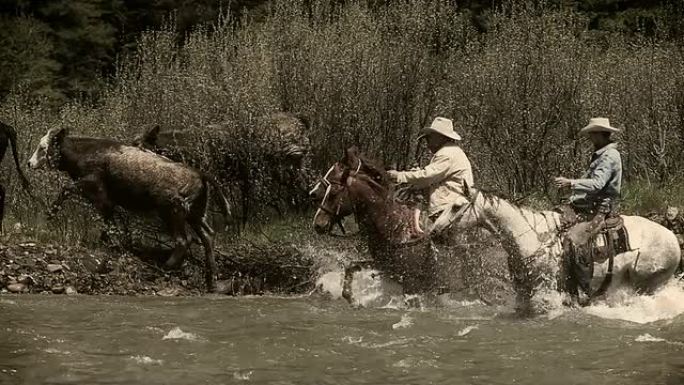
[387,117,474,226]
[554,117,623,300]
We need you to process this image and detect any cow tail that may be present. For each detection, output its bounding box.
[6,123,32,195]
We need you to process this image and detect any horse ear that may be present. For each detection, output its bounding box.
[343,146,360,166]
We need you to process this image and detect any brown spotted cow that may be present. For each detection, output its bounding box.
[28,127,230,292]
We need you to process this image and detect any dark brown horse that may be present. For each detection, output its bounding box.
[311,147,437,304]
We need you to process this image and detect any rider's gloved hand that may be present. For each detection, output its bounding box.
[387,170,401,183]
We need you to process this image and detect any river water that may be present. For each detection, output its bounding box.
[1,272,684,385]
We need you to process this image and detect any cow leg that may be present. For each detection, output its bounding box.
[164,208,190,269]
[191,219,217,293]
[47,183,82,220]
[75,176,117,245]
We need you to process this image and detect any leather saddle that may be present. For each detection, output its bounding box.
[557,204,631,258]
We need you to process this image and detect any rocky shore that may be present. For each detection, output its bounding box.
[0,241,317,297]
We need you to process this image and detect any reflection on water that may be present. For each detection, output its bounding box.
[0,289,683,385]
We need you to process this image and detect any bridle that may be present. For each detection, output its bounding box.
[313,160,362,234]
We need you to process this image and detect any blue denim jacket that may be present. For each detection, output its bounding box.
[569,142,622,212]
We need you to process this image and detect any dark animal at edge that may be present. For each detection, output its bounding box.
[28,127,231,292]
[0,121,32,233]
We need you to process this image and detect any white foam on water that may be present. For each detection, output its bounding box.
[635,333,666,342]
[342,336,363,345]
[44,348,70,355]
[635,333,684,346]
[363,337,412,349]
[392,314,414,330]
[392,357,439,368]
[457,325,478,337]
[162,327,203,341]
[233,370,253,380]
[583,280,684,324]
[130,355,164,365]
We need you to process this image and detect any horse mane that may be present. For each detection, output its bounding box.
[358,153,390,187]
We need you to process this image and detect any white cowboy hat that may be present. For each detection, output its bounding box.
[579,117,621,135]
[418,117,462,141]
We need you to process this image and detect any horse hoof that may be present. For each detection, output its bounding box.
[342,291,353,304]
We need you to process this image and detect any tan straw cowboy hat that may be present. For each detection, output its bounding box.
[579,117,621,135]
[418,117,462,141]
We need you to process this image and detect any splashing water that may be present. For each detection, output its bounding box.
[457,325,479,336]
[129,355,164,365]
[315,268,404,307]
[392,314,414,330]
[162,327,203,341]
[635,333,666,342]
[635,333,684,346]
[583,279,684,324]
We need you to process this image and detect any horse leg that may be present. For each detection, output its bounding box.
[342,264,362,304]
[190,219,217,293]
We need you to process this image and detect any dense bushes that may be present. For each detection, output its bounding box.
[1,0,683,242]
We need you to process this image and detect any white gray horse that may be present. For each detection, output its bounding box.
[442,185,682,314]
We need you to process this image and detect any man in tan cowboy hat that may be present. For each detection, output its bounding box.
[554,117,623,301]
[387,117,474,226]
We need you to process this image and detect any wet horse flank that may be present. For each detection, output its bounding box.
[450,186,682,314]
[28,127,231,292]
[312,147,435,303]
[0,121,32,232]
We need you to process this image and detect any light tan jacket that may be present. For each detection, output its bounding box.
[393,144,474,216]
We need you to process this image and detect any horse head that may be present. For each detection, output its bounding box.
[311,162,354,234]
[311,147,392,234]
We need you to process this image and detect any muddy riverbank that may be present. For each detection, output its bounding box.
[0,241,318,297]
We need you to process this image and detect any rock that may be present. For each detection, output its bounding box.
[215,280,235,295]
[46,264,63,273]
[156,287,181,297]
[17,274,33,285]
[65,286,77,295]
[7,283,26,293]
[51,285,65,294]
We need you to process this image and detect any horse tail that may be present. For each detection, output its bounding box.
[4,123,32,193]
[202,173,231,230]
